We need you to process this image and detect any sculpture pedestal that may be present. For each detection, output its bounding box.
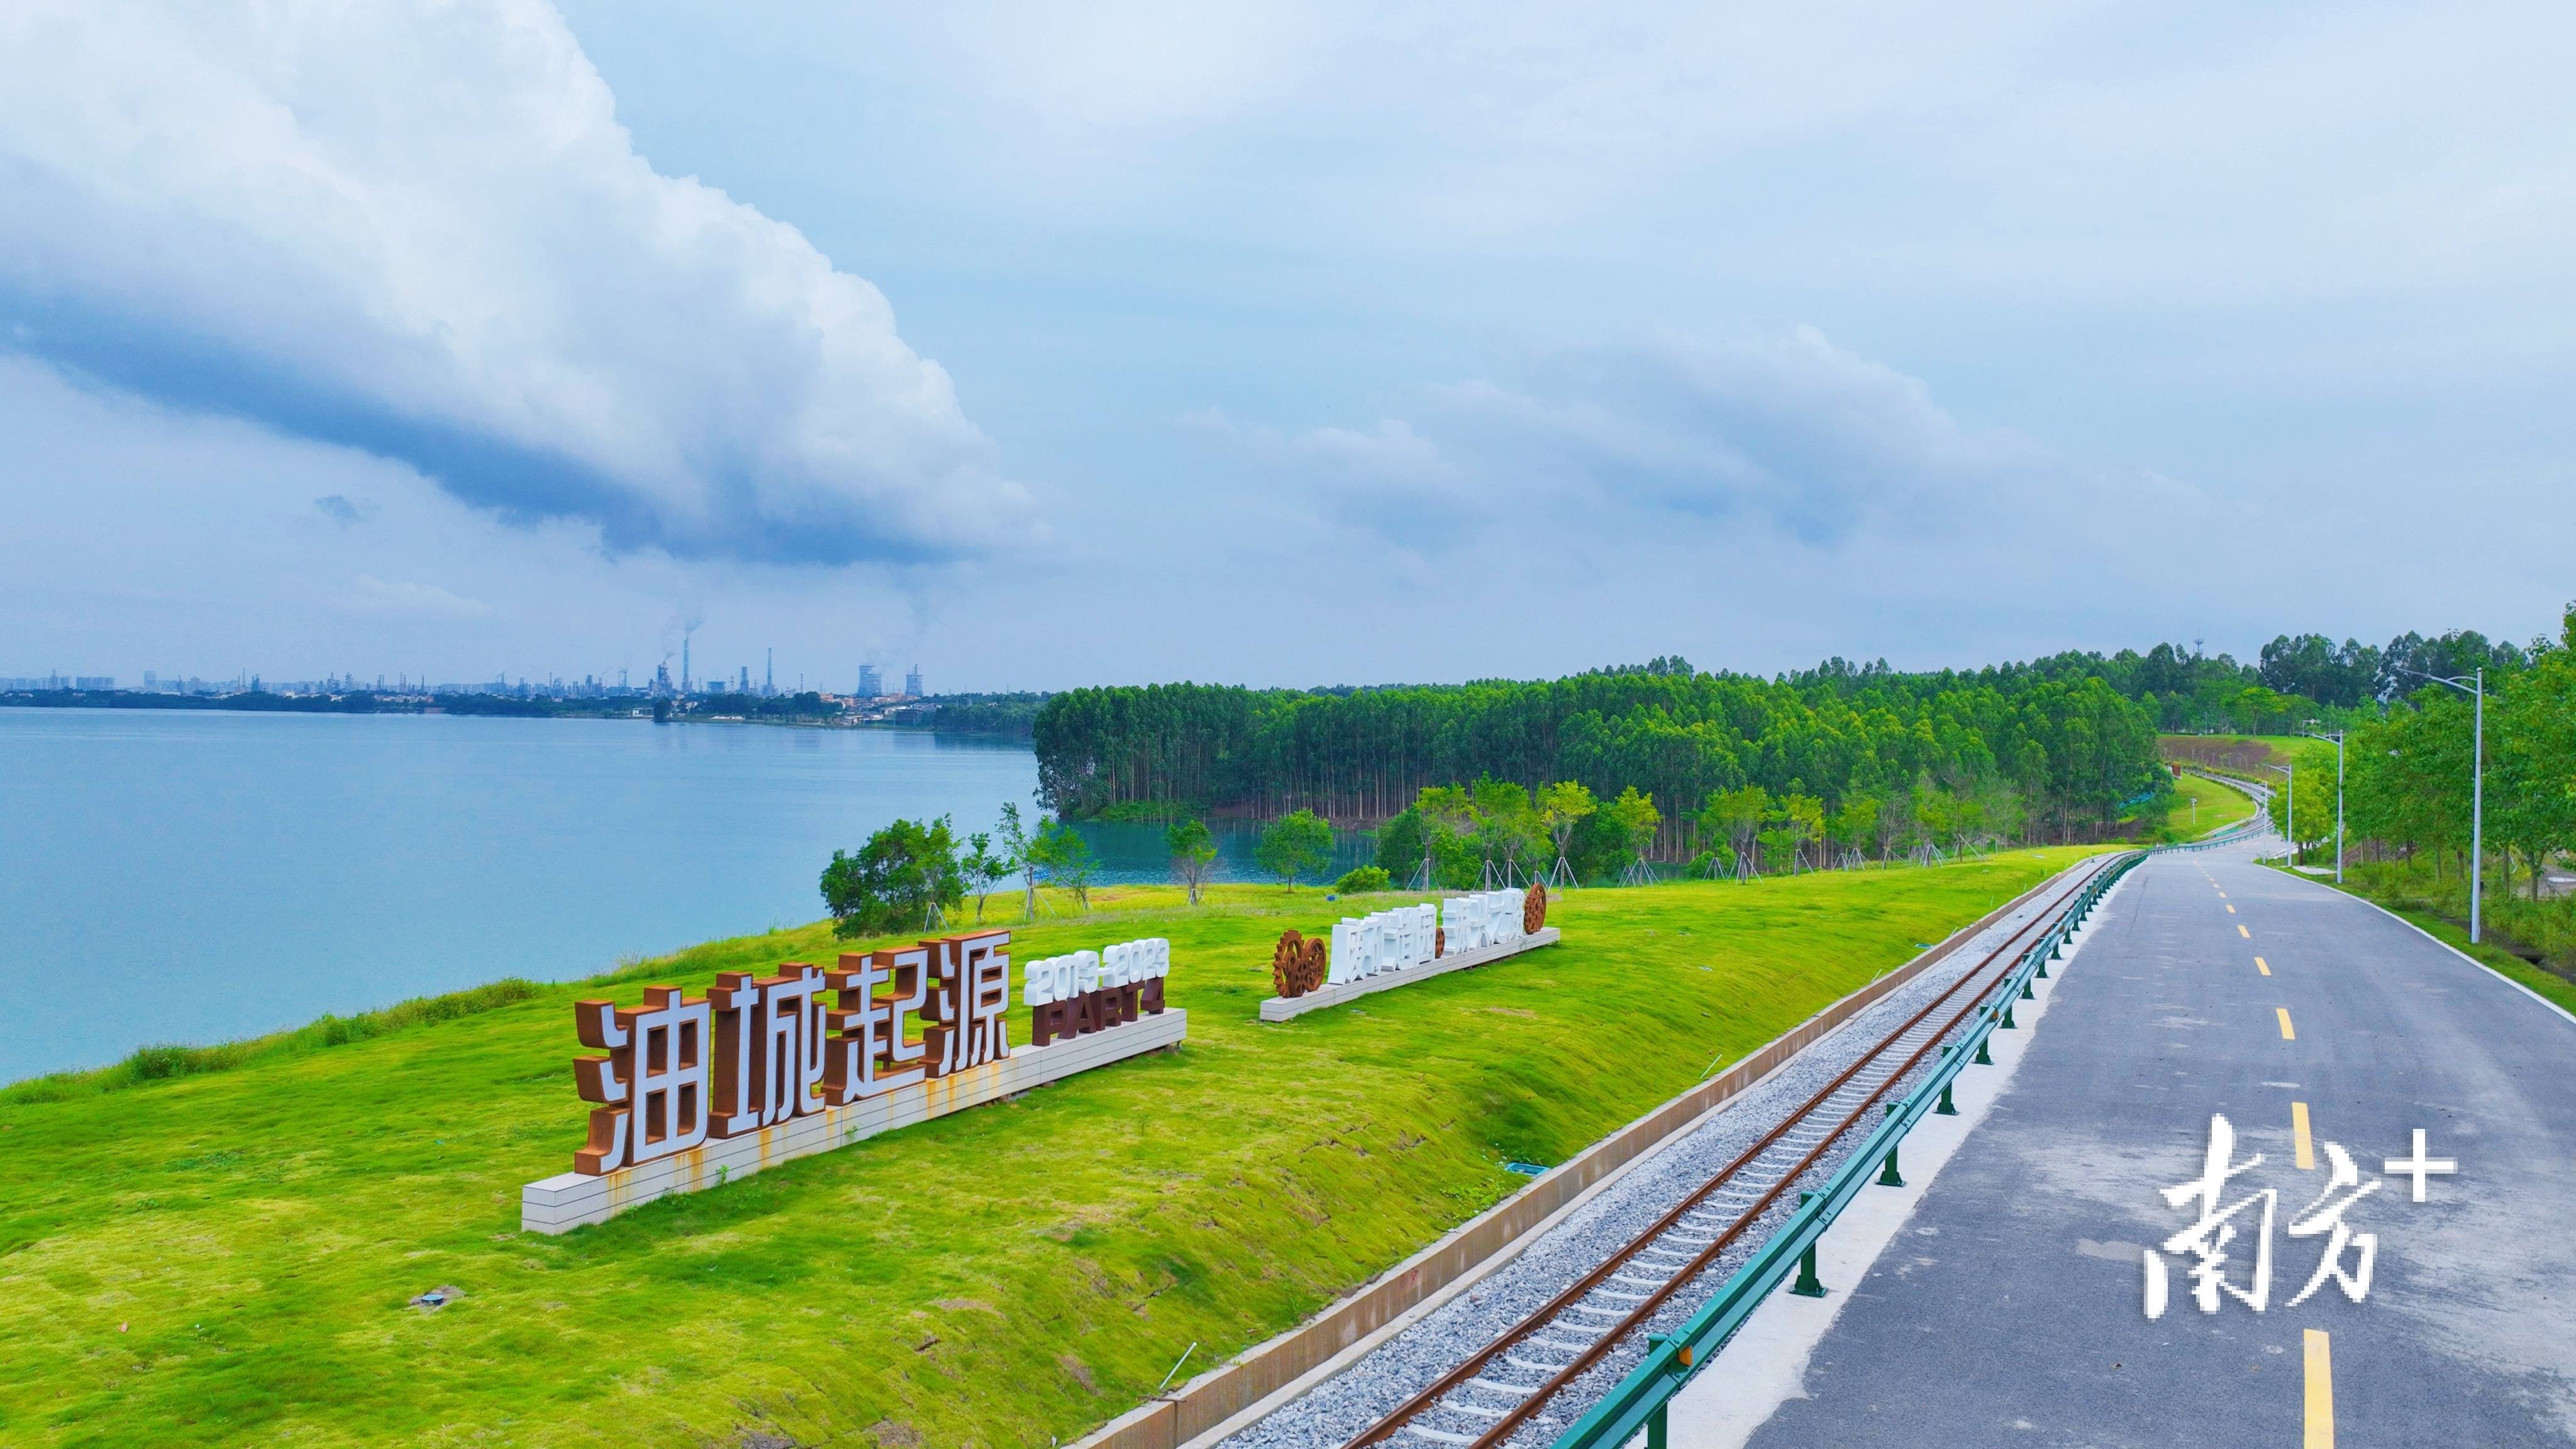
[519,1009,1188,1234]
[1257,929,1559,1022]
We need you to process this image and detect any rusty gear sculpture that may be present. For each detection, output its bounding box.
[1272,929,1329,998]
[1523,881,1548,935]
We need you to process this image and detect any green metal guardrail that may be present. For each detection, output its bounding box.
[2155,816,2268,853]
[1551,850,2146,1449]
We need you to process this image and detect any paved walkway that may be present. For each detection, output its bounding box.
[1690,843,2576,1446]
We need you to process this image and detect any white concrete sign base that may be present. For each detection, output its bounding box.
[520,1008,1187,1234]
[1258,929,1560,1023]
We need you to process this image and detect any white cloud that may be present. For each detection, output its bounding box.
[0,0,1028,564]
[345,575,491,621]
[1241,328,2066,547]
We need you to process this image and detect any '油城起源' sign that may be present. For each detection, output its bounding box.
[519,929,1182,1234]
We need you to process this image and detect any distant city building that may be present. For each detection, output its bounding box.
[857,664,882,697]
[904,665,923,698]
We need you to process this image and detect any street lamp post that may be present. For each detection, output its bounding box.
[2396,666,2485,945]
[2301,725,2346,885]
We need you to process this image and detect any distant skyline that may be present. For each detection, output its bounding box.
[4,2,2571,690]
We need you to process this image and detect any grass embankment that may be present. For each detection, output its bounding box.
[1,851,2101,1448]
[2168,772,2259,839]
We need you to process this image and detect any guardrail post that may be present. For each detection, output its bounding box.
[1640,1336,1672,1448]
[1789,1192,1827,1297]
[1936,1080,1957,1115]
[1877,1144,1904,1187]
[1999,1001,2017,1029]
[1973,1035,1994,1065]
[1790,1243,1826,1297]
[2019,974,2036,1000]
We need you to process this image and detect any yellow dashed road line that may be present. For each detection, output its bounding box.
[2238,924,2251,938]
[2277,1008,2297,1041]
[2257,956,2271,976]
[2305,1329,2334,1447]
[2226,904,2237,914]
[2292,1101,2315,1170]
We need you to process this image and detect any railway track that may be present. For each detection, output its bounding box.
[1336,859,2113,1449]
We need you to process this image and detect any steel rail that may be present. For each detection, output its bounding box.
[1551,850,2144,1449]
[1340,857,2112,1449]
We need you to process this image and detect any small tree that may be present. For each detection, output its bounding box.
[1030,816,1098,911]
[1604,787,1662,886]
[1414,785,1477,889]
[1831,795,1882,867]
[996,801,1040,919]
[1699,786,1768,879]
[1167,817,1218,906]
[962,831,1011,922]
[1538,781,1596,887]
[1255,809,1336,891]
[1474,779,1540,886]
[820,815,965,937]
[1776,793,1826,872]
[1372,808,1426,880]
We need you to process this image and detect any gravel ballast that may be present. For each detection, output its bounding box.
[1220,865,2123,1449]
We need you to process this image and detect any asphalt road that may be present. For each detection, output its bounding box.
[1718,841,2576,1447]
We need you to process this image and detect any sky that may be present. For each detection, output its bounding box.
[2,1,2570,692]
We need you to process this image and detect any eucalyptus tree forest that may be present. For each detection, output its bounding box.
[1033,657,2165,857]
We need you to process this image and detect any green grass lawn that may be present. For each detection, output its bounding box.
[1,851,2101,1448]
[2170,772,2259,838]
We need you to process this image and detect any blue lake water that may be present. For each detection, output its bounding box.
[0,708,1374,1081]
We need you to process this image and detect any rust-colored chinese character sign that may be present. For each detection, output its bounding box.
[924,931,1013,1074]
[704,962,828,1135]
[574,931,1170,1177]
[572,985,711,1174]
[821,946,931,1103]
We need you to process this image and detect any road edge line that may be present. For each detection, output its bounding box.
[2265,867,2576,1033]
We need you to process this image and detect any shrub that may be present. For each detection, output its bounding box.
[1333,865,1392,894]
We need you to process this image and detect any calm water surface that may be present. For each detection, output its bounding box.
[0,709,1377,1081]
[0,710,1040,1080]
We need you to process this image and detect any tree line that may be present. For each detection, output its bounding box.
[1033,656,2166,857]
[1991,627,2537,734]
[2258,609,2576,962]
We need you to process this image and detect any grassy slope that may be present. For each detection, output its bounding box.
[2171,772,2258,838]
[0,852,2099,1448]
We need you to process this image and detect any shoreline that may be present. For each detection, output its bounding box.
[0,691,1035,736]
